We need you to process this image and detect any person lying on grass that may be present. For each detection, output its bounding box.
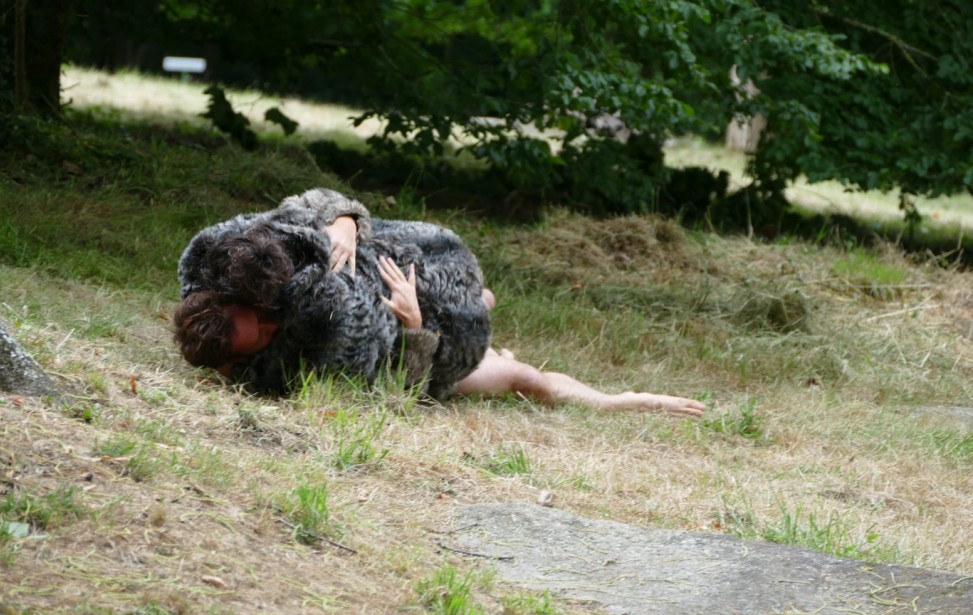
[174,259,705,418]
[177,188,492,399]
[174,187,705,417]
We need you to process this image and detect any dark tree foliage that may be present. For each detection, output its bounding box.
[743,2,973,197]
[7,1,973,217]
[200,84,258,150]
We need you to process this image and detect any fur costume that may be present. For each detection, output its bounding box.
[177,188,491,399]
[178,188,373,300]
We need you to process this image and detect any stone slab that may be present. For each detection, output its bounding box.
[455,503,973,615]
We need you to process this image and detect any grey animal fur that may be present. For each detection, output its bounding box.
[177,188,491,399]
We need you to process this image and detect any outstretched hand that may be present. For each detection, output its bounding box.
[643,394,706,418]
[325,215,358,275]
[377,256,422,329]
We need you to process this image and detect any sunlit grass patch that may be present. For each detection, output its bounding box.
[319,406,391,471]
[664,135,973,236]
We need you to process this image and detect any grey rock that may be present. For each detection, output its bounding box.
[0,322,58,397]
[456,503,973,615]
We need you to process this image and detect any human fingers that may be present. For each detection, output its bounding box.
[331,250,349,272]
[348,251,356,277]
[678,405,705,418]
[673,401,705,418]
[377,256,394,277]
[379,256,400,279]
[376,258,393,286]
[407,263,416,286]
[377,257,407,290]
[654,395,705,418]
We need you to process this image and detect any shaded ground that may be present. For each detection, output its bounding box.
[457,503,973,615]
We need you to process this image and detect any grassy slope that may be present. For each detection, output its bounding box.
[1,71,973,614]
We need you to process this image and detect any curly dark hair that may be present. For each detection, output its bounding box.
[201,224,295,307]
[172,291,235,368]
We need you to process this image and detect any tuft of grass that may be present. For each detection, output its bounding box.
[289,371,394,470]
[134,420,184,447]
[730,286,811,334]
[929,429,973,462]
[721,504,900,562]
[0,485,87,531]
[126,605,180,615]
[62,400,99,423]
[414,565,485,615]
[173,443,233,487]
[92,435,161,482]
[236,405,262,432]
[475,446,533,477]
[831,248,909,300]
[323,406,390,471]
[500,591,565,615]
[701,399,764,440]
[280,483,340,546]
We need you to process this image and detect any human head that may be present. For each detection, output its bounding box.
[173,291,279,370]
[203,223,295,306]
[172,291,235,368]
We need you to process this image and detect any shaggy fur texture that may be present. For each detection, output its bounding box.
[178,188,373,302]
[178,188,491,399]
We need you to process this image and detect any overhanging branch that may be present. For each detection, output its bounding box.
[812,6,935,76]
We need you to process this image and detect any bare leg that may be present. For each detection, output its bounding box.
[456,354,704,418]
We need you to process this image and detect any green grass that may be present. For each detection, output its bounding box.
[700,399,764,440]
[500,591,565,615]
[475,446,534,477]
[0,111,341,295]
[0,485,87,533]
[91,435,162,482]
[414,565,485,615]
[280,483,339,546]
[722,504,901,563]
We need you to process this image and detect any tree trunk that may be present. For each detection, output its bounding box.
[0,0,71,116]
[0,0,14,113]
[0,322,58,397]
[725,65,765,154]
[26,0,71,116]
